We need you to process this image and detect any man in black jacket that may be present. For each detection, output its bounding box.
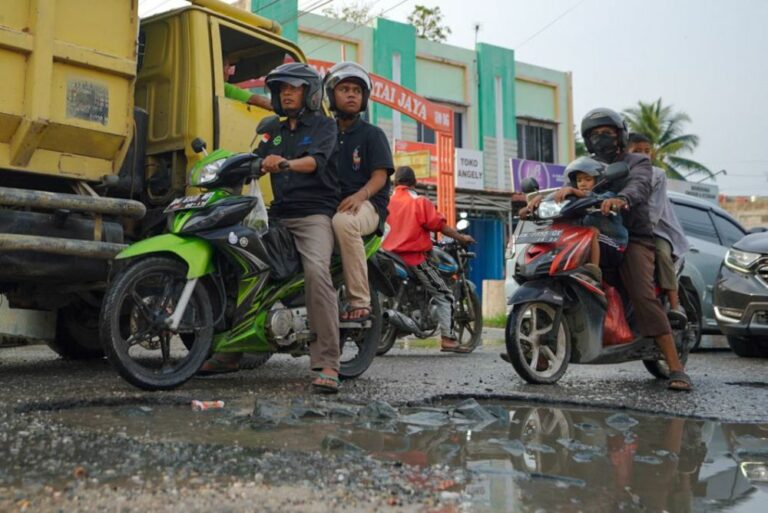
[581,107,691,391]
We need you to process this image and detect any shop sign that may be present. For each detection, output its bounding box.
[510,158,566,191]
[455,149,483,190]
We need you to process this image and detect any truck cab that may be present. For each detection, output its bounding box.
[0,0,304,357]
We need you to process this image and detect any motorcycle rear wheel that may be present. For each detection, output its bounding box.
[376,292,399,356]
[505,302,570,384]
[100,256,213,391]
[339,280,382,379]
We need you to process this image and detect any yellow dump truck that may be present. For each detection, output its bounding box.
[0,0,304,357]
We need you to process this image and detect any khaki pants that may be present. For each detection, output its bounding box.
[278,215,339,372]
[332,201,379,309]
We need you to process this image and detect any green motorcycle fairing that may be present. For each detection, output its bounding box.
[212,232,384,353]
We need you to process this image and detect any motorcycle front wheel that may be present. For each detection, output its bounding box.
[453,281,483,352]
[100,256,213,391]
[505,302,571,384]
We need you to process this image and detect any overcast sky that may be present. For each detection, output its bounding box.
[141,0,768,195]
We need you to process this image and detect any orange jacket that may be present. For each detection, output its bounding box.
[382,186,446,266]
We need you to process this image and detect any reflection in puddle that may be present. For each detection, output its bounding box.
[51,399,768,512]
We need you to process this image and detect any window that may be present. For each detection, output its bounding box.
[672,203,720,245]
[516,119,556,163]
[416,110,463,148]
[712,214,746,247]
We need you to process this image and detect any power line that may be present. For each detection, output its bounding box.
[278,0,335,26]
[515,0,588,49]
[301,0,384,43]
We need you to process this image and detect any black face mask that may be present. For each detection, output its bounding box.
[590,133,620,162]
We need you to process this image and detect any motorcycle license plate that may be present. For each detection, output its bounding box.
[515,229,562,244]
[164,193,213,213]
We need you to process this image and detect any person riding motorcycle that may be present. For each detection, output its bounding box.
[200,63,343,394]
[382,166,476,353]
[576,107,692,391]
[325,62,394,322]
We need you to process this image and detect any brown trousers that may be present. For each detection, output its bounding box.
[619,239,672,337]
[279,215,339,371]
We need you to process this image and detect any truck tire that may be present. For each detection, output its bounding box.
[727,335,763,358]
[48,302,104,359]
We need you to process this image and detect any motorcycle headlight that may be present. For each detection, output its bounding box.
[537,200,564,219]
[724,248,761,273]
[189,158,226,187]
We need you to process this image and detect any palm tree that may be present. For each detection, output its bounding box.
[623,98,713,181]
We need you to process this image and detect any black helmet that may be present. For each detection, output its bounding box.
[265,63,323,116]
[565,156,605,185]
[581,108,628,153]
[324,61,372,112]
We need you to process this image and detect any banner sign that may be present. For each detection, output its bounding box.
[393,140,437,184]
[455,148,484,190]
[309,59,453,133]
[510,158,567,191]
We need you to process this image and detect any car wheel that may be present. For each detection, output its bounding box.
[727,335,763,358]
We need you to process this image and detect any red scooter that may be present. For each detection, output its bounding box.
[504,163,696,384]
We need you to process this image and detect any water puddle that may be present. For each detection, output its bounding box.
[47,398,768,512]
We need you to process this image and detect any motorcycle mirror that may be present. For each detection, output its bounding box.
[456,219,470,231]
[191,138,207,155]
[520,177,540,194]
[604,161,630,182]
[256,115,280,135]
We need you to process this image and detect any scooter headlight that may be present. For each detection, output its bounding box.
[189,158,226,187]
[537,200,565,219]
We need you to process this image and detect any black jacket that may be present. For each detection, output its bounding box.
[604,152,654,238]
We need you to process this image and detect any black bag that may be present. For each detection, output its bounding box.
[261,224,302,281]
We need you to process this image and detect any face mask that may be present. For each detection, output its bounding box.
[590,133,620,162]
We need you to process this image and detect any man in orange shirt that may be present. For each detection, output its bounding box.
[383,166,475,352]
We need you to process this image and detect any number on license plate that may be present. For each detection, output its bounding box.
[515,229,562,244]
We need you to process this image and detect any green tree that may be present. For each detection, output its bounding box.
[574,127,588,157]
[407,5,452,42]
[322,1,372,25]
[622,98,713,180]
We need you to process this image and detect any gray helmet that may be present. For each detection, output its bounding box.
[565,156,605,185]
[265,62,323,116]
[581,108,628,153]
[323,61,372,112]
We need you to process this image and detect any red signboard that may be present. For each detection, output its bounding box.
[309,59,453,134]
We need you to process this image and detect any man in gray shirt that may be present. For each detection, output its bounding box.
[628,133,689,324]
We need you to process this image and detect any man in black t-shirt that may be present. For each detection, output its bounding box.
[325,62,394,321]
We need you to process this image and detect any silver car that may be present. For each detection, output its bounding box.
[505,191,748,349]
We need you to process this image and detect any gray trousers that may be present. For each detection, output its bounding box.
[412,261,456,340]
[278,215,339,371]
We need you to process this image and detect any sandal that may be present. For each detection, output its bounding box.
[198,353,242,375]
[668,370,693,392]
[340,306,372,322]
[311,372,340,394]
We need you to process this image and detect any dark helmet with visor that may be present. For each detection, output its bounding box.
[580,108,628,153]
[323,61,373,112]
[265,62,323,116]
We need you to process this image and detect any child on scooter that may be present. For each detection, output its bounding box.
[520,157,628,283]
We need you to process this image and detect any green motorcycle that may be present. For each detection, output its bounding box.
[100,132,385,391]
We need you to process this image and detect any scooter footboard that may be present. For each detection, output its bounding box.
[561,286,606,363]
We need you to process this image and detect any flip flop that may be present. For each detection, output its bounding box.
[340,306,372,322]
[440,339,472,353]
[668,370,693,392]
[311,372,340,394]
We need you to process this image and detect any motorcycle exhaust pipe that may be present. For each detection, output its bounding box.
[383,309,427,338]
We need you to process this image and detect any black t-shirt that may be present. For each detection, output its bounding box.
[336,117,394,222]
[256,112,339,219]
